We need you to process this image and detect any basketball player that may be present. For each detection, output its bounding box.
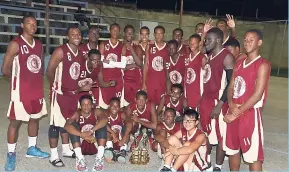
[79,26,99,58]
[159,109,210,172]
[224,37,247,62]
[184,34,206,109]
[142,25,170,105]
[195,23,205,36]
[64,95,108,171]
[172,28,188,56]
[138,26,150,56]
[99,23,126,109]
[216,14,236,45]
[122,25,143,106]
[2,15,49,171]
[223,29,271,171]
[199,27,234,171]
[46,25,92,167]
[166,40,186,86]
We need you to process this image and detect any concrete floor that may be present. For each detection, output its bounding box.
[0,76,287,171]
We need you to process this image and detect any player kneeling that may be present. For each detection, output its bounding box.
[64,95,108,171]
[158,109,210,172]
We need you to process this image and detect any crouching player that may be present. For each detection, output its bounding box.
[64,95,108,171]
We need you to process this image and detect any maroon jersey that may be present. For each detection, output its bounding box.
[79,43,99,57]
[102,40,123,78]
[129,101,153,122]
[232,56,271,108]
[78,60,101,86]
[158,122,181,136]
[10,35,44,101]
[79,109,97,132]
[177,44,189,56]
[184,51,205,108]
[203,48,230,99]
[123,44,142,83]
[52,44,83,94]
[163,94,185,117]
[108,112,124,135]
[166,55,186,85]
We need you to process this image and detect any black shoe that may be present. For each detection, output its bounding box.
[116,149,126,163]
[160,166,172,172]
[213,167,221,171]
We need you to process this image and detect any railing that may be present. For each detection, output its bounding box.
[31,2,95,14]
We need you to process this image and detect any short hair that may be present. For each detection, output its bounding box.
[88,49,101,57]
[88,26,99,32]
[223,37,240,48]
[164,107,176,116]
[216,19,227,26]
[246,29,263,40]
[171,83,184,93]
[173,28,183,37]
[22,14,36,23]
[183,109,199,120]
[195,23,204,29]
[136,90,148,99]
[167,39,179,48]
[110,23,120,30]
[109,97,121,104]
[79,94,93,104]
[124,24,135,32]
[207,27,224,42]
[154,25,165,33]
[189,33,201,42]
[66,24,80,35]
[140,26,150,33]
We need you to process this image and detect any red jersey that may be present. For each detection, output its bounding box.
[232,56,271,109]
[158,122,181,136]
[102,40,123,78]
[78,60,101,86]
[79,109,97,132]
[10,36,44,101]
[52,44,83,94]
[129,101,153,122]
[166,55,186,85]
[203,48,230,99]
[123,44,142,83]
[108,112,124,135]
[79,43,99,58]
[184,51,205,108]
[163,94,185,117]
[177,44,189,56]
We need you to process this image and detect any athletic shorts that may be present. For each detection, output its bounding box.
[146,83,165,106]
[123,79,141,106]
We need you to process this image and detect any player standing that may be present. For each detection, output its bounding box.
[223,37,247,62]
[79,26,99,58]
[172,28,188,56]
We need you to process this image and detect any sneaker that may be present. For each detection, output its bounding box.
[92,157,104,171]
[75,157,88,171]
[62,150,76,158]
[213,167,221,171]
[160,166,172,172]
[116,149,126,163]
[104,148,114,163]
[26,146,50,158]
[5,152,16,171]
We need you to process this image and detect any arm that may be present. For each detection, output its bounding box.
[92,109,108,132]
[227,70,235,107]
[97,64,111,88]
[2,41,19,78]
[156,130,182,149]
[46,47,63,84]
[107,56,127,68]
[156,95,165,116]
[64,111,81,136]
[130,45,142,67]
[182,97,188,111]
[176,133,206,155]
[136,103,158,130]
[99,42,114,69]
[136,45,145,65]
[142,45,149,90]
[120,111,133,143]
[165,62,172,94]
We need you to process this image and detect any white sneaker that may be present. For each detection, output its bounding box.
[92,157,104,171]
[75,157,88,171]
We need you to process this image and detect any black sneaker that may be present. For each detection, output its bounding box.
[104,148,114,163]
[213,167,221,171]
[160,166,172,172]
[116,149,126,163]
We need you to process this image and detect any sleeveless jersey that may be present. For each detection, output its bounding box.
[79,42,99,58]
[166,55,186,85]
[52,44,83,94]
[123,44,142,82]
[10,35,44,101]
[163,94,185,117]
[102,40,123,78]
[108,112,124,138]
[232,56,271,109]
[78,60,101,87]
[129,101,153,122]
[158,122,181,136]
[178,44,189,56]
[79,109,98,132]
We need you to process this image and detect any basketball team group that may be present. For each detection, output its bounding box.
[2,13,271,172]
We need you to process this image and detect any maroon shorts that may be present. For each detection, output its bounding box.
[146,83,165,106]
[56,93,78,119]
[124,79,141,105]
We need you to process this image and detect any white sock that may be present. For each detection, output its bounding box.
[97,146,105,159]
[62,144,72,153]
[120,144,127,151]
[28,136,37,147]
[164,164,171,169]
[74,147,83,159]
[50,147,59,161]
[171,168,177,172]
[207,154,211,163]
[8,143,16,153]
[215,164,222,169]
[106,141,113,148]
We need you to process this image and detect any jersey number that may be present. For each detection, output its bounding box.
[151,47,156,54]
[80,71,87,78]
[20,45,29,54]
[67,52,72,61]
[116,92,122,98]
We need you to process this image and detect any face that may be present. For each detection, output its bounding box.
[195,24,204,35]
[140,28,149,43]
[183,115,198,131]
[110,25,120,39]
[125,28,134,42]
[225,45,240,58]
[216,21,227,33]
[21,17,37,35]
[154,28,164,43]
[68,28,82,46]
[135,95,147,109]
[88,28,99,42]
[205,32,218,52]
[168,43,178,56]
[109,100,120,115]
[244,32,262,54]
[164,111,175,126]
[189,37,200,52]
[173,30,182,43]
[170,87,182,102]
[81,99,92,114]
[88,54,101,68]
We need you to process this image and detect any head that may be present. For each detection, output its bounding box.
[205,27,223,53]
[224,37,241,58]
[244,29,263,54]
[172,28,183,43]
[79,95,93,115]
[88,26,99,43]
[216,19,228,33]
[109,97,121,115]
[167,40,178,56]
[170,84,183,102]
[135,90,148,109]
[195,23,204,35]
[109,23,121,39]
[163,108,176,126]
[154,25,165,43]
[189,34,201,52]
[21,15,37,36]
[140,26,150,43]
[183,109,199,131]
[87,49,101,68]
[124,25,135,42]
[66,25,82,46]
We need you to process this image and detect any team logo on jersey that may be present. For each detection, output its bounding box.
[27,55,41,73]
[81,124,94,132]
[152,56,164,71]
[107,53,118,62]
[203,64,211,83]
[169,70,182,84]
[126,55,135,65]
[78,78,93,87]
[69,62,81,80]
[233,76,246,98]
[111,125,123,140]
[186,68,196,84]
[105,44,110,51]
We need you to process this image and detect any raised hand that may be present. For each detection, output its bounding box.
[204,18,213,33]
[226,14,235,28]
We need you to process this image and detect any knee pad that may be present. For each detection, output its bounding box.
[48,125,59,139]
[59,127,67,134]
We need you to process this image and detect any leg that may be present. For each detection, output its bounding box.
[104,131,114,162]
[214,143,226,171]
[229,152,241,171]
[60,127,75,158]
[162,135,182,170]
[172,142,192,171]
[93,126,107,171]
[48,125,64,167]
[249,161,263,171]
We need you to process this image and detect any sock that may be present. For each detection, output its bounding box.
[106,141,113,148]
[50,147,59,161]
[215,164,222,169]
[62,144,72,154]
[8,143,16,153]
[28,136,37,147]
[171,168,177,172]
[97,146,105,159]
[120,144,127,151]
[207,154,211,163]
[164,164,170,169]
[74,147,83,159]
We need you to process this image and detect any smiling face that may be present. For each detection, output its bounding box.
[109,100,120,115]
[125,27,134,42]
[140,28,150,43]
[154,28,165,43]
[189,37,200,52]
[80,98,92,115]
[110,25,120,39]
[173,30,183,43]
[182,115,198,131]
[244,32,262,54]
[67,27,82,46]
[163,110,176,126]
